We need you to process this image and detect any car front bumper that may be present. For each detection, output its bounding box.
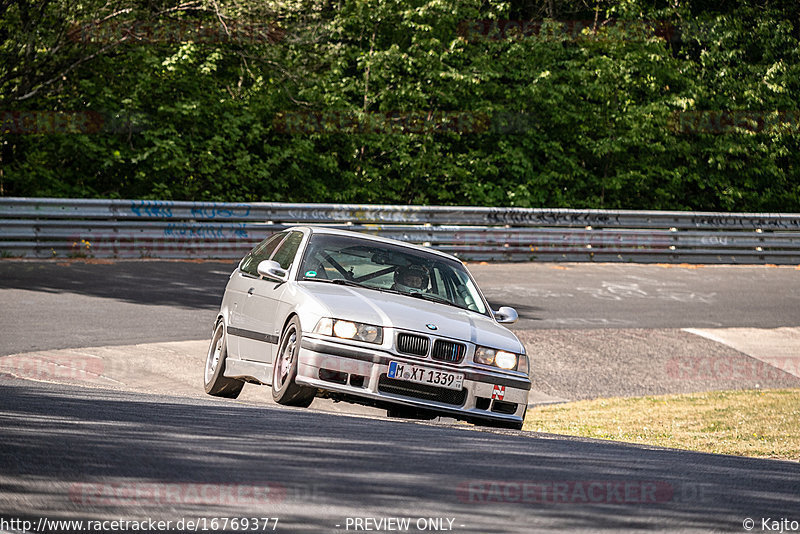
[295,336,530,425]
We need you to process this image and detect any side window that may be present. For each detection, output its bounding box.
[432,265,456,303]
[271,231,304,270]
[240,232,287,276]
[431,265,449,300]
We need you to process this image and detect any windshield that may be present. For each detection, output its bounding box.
[297,233,488,315]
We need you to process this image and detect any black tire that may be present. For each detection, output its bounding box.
[204,321,245,398]
[272,316,316,407]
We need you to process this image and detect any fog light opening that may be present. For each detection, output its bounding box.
[349,374,366,388]
[319,368,348,385]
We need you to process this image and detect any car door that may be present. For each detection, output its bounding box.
[226,231,288,359]
[238,230,305,364]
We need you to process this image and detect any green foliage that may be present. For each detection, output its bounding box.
[1,0,799,210]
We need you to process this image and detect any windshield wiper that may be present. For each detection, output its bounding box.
[303,278,371,290]
[375,286,466,310]
[330,278,368,288]
[405,291,468,311]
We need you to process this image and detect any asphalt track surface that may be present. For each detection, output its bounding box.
[2,260,800,532]
[1,260,799,355]
[2,377,799,533]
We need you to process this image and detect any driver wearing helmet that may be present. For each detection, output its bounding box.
[393,264,430,293]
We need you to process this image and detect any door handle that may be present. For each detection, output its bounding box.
[247,287,255,296]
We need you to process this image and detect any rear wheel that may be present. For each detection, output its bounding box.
[272,316,316,407]
[204,321,244,398]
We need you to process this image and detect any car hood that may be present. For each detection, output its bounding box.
[297,281,524,353]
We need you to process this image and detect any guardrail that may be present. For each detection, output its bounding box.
[1,197,799,263]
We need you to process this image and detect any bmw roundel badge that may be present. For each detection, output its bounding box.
[426,324,438,330]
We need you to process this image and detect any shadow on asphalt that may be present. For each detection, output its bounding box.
[1,380,797,533]
[0,260,238,309]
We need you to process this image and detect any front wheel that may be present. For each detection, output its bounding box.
[272,316,316,407]
[204,321,244,398]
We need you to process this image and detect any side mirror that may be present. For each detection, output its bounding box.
[493,306,518,324]
[257,260,288,282]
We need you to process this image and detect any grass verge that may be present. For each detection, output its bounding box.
[524,389,800,461]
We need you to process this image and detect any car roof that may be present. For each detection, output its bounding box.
[286,225,462,263]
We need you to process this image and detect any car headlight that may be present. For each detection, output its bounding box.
[474,346,524,371]
[313,317,383,344]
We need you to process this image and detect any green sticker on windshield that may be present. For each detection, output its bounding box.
[305,270,317,277]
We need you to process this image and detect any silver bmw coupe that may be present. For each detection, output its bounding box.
[204,226,530,429]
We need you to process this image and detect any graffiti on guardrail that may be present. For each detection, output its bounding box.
[351,209,426,223]
[286,208,340,221]
[34,229,674,259]
[443,231,672,247]
[689,215,800,229]
[281,207,428,223]
[130,200,174,218]
[164,223,249,239]
[58,233,257,258]
[190,202,252,219]
[486,210,620,226]
[128,201,255,219]
[1,198,798,262]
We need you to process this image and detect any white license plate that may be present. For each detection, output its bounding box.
[387,361,464,391]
